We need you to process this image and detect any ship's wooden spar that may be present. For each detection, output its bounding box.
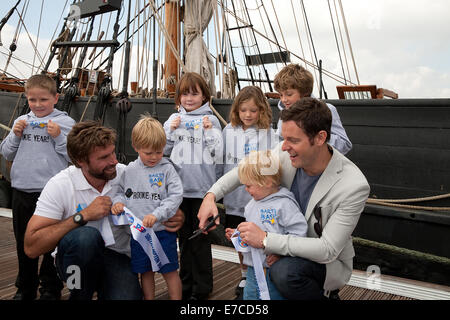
[163,0,179,95]
[0,0,366,99]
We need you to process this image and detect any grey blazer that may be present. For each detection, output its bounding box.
[209,143,370,291]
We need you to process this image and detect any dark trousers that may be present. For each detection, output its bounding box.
[269,256,327,300]
[55,226,142,300]
[178,197,213,298]
[11,188,63,296]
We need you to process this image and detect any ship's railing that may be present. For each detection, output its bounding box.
[337,85,398,99]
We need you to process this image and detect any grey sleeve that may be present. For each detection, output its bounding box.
[152,165,183,221]
[327,103,352,155]
[0,125,21,161]
[278,200,308,237]
[52,116,75,162]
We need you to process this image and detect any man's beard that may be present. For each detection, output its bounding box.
[87,164,117,181]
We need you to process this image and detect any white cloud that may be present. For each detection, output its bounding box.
[0,0,449,98]
[383,66,450,98]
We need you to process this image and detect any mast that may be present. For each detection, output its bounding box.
[164,0,179,95]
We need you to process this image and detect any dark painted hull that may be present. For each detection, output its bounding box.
[1,92,449,284]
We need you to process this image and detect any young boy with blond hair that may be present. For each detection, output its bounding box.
[0,74,75,300]
[274,63,352,154]
[225,150,307,300]
[112,114,183,300]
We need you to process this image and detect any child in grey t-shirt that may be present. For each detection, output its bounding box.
[112,115,183,300]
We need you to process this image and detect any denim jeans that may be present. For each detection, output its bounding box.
[55,226,142,300]
[269,256,327,300]
[243,266,285,300]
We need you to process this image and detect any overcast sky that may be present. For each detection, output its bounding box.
[0,0,449,99]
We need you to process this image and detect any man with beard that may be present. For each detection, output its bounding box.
[24,121,184,300]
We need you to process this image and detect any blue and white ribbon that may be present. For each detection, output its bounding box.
[111,207,170,272]
[231,230,270,300]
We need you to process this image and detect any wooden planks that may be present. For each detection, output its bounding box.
[0,216,416,300]
[0,216,241,300]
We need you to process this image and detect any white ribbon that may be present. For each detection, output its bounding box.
[111,207,170,272]
[87,219,115,246]
[231,230,270,300]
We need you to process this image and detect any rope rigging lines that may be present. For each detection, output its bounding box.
[220,0,361,94]
[0,0,362,98]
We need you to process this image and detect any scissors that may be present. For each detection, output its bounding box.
[188,214,220,240]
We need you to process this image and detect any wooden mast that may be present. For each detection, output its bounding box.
[164,0,179,95]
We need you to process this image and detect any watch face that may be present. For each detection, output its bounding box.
[74,213,84,225]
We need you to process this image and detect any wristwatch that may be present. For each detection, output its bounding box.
[262,232,268,249]
[73,213,87,226]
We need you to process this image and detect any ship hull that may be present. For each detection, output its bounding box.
[1,93,449,285]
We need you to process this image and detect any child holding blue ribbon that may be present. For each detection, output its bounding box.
[226,150,307,300]
[0,74,74,300]
[163,72,223,300]
[221,86,279,298]
[112,115,183,300]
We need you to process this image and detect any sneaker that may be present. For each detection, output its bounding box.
[234,287,244,300]
[235,277,246,297]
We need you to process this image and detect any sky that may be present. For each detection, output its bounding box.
[0,0,449,99]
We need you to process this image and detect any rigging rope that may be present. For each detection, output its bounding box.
[79,94,94,122]
[3,0,28,73]
[256,0,279,75]
[338,0,360,85]
[333,0,352,84]
[300,0,328,98]
[38,0,69,72]
[2,93,23,140]
[269,0,288,59]
[31,0,44,75]
[327,0,347,85]
[367,193,450,212]
[240,0,272,92]
[208,96,227,127]
[230,0,252,86]
[290,0,307,70]
[299,0,320,91]
[212,4,224,95]
[138,1,149,91]
[370,193,450,204]
[148,0,185,71]
[219,0,238,96]
[14,6,46,69]
[221,4,354,86]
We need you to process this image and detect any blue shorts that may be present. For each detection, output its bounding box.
[130,230,179,274]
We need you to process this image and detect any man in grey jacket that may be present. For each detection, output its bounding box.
[198,98,370,299]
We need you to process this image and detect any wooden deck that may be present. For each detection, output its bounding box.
[0,215,438,301]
